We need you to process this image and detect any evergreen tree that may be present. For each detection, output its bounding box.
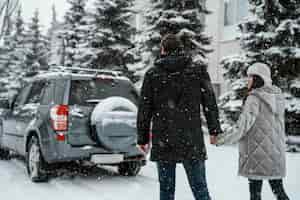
[220,0,300,135]
[48,4,64,67]
[0,24,12,70]
[130,0,159,86]
[9,8,26,74]
[133,0,212,85]
[51,4,58,28]
[0,25,12,97]
[0,5,14,70]
[0,7,27,97]
[7,8,27,86]
[48,4,58,37]
[24,10,50,72]
[62,0,90,67]
[0,0,20,41]
[87,0,138,80]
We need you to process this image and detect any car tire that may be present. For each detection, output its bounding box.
[118,161,141,176]
[0,122,10,160]
[26,136,49,183]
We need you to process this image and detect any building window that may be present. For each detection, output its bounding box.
[224,0,235,26]
[237,0,249,22]
[224,0,249,26]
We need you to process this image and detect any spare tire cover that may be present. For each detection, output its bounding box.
[91,96,138,151]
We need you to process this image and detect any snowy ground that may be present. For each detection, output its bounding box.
[1,137,299,200]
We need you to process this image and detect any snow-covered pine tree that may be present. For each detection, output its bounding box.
[219,54,250,133]
[0,23,12,97]
[133,0,212,85]
[24,10,50,72]
[0,0,20,41]
[0,7,27,97]
[48,4,65,67]
[87,0,138,80]
[0,4,14,70]
[48,4,58,39]
[48,4,57,66]
[6,8,27,94]
[62,0,90,68]
[220,0,300,135]
[129,0,161,86]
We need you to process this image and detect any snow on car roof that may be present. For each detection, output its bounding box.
[34,71,131,82]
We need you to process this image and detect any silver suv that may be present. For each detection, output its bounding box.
[0,67,146,182]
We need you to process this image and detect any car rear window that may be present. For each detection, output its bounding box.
[69,79,139,106]
[26,81,46,104]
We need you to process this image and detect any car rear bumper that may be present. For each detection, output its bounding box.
[42,140,146,165]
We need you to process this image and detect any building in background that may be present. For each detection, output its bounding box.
[206,0,250,97]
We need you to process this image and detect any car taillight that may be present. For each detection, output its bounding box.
[50,105,69,133]
[56,133,66,142]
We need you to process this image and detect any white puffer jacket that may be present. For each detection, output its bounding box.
[218,63,287,180]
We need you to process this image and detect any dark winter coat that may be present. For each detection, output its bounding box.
[137,54,222,162]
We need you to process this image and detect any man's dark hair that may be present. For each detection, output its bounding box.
[161,34,182,55]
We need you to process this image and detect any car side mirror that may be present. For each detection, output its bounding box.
[0,99,10,109]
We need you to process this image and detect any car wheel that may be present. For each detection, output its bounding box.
[0,123,10,160]
[118,161,141,176]
[26,136,49,182]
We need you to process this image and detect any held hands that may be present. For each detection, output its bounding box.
[210,135,217,145]
[138,132,152,154]
[210,134,225,146]
[138,144,150,154]
[210,129,223,146]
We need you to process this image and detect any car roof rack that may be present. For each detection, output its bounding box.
[50,66,124,77]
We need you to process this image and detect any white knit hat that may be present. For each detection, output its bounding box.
[247,63,272,86]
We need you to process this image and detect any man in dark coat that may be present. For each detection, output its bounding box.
[137,34,222,200]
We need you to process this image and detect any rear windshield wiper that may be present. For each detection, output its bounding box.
[85,99,103,104]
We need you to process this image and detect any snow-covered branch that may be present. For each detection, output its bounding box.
[0,0,20,40]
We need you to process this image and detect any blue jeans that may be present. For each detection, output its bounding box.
[157,160,211,200]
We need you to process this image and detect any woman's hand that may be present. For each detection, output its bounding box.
[216,135,226,146]
[138,144,150,154]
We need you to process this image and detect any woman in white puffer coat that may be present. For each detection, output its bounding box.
[217,63,290,200]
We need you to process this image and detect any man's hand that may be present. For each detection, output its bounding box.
[139,144,150,154]
[210,135,217,145]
